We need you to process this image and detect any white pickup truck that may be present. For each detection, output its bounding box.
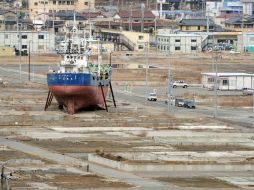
[147,93,157,101]
[172,80,188,88]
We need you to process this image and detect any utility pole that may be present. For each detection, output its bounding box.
[213,50,220,118]
[167,36,173,112]
[253,87,254,113]
[89,0,91,23]
[29,41,31,81]
[141,3,145,32]
[145,42,149,97]
[44,0,46,30]
[52,9,55,33]
[16,4,22,81]
[128,2,133,31]
[206,7,209,34]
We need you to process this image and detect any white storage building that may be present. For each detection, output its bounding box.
[156,29,208,54]
[202,72,254,90]
[0,31,55,54]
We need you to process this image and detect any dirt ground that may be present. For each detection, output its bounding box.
[10,173,132,189]
[0,150,53,163]
[154,177,237,188]
[172,144,254,152]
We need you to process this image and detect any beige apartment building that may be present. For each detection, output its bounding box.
[28,0,95,20]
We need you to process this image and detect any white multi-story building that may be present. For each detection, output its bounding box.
[0,31,55,54]
[241,0,254,16]
[156,29,207,54]
[206,1,224,17]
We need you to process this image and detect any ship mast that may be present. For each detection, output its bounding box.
[97,40,101,76]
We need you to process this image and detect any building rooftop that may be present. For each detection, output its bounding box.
[48,11,86,21]
[157,31,205,37]
[179,18,214,26]
[115,10,155,19]
[202,72,254,77]
[225,15,254,25]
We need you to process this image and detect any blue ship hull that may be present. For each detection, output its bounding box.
[47,73,110,87]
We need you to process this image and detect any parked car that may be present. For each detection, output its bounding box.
[172,80,188,88]
[242,88,253,96]
[147,93,157,101]
[175,98,185,107]
[183,100,196,109]
[229,50,240,54]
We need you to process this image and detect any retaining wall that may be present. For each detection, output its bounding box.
[88,154,254,172]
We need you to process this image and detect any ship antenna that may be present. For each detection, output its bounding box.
[68,28,71,54]
[97,40,101,76]
[73,10,76,27]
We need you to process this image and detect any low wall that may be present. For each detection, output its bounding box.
[88,154,254,172]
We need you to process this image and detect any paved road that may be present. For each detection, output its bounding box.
[115,90,254,130]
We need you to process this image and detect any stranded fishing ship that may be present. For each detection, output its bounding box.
[46,23,114,114]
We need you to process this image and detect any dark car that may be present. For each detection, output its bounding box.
[183,100,196,109]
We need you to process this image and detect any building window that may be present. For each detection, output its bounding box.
[38,35,44,39]
[175,39,180,42]
[85,2,88,6]
[139,35,144,40]
[22,45,27,49]
[222,79,228,85]
[22,35,27,39]
[198,26,200,30]
[186,26,191,30]
[175,46,180,50]
[191,46,197,50]
[138,45,144,49]
[4,34,8,39]
[53,1,56,4]
[67,1,70,4]
[167,46,170,50]
[71,1,74,5]
[34,2,38,5]
[167,38,169,42]
[191,39,196,42]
